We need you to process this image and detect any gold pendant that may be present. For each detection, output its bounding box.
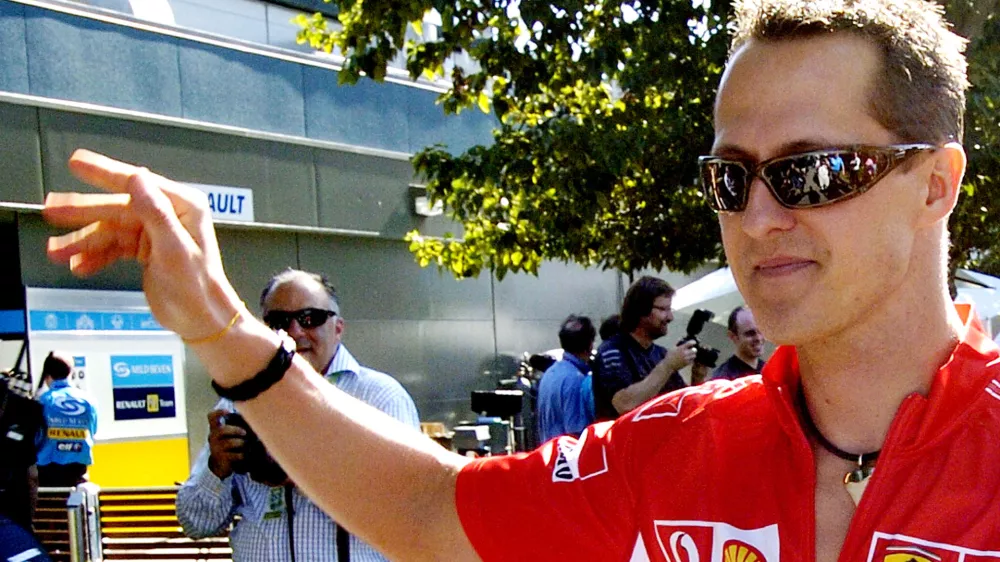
[844,464,875,506]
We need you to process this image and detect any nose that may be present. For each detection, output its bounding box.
[739,177,797,239]
[665,309,674,323]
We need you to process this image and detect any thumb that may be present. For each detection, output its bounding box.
[126,169,198,261]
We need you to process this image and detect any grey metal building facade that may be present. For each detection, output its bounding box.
[0,0,701,464]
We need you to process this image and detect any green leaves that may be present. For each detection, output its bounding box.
[296,0,1000,280]
[948,3,1000,277]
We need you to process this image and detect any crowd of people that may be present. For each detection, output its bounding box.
[537,277,769,443]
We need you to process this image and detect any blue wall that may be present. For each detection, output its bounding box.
[0,1,494,155]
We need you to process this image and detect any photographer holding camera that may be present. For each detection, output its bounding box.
[593,277,711,420]
[177,269,419,562]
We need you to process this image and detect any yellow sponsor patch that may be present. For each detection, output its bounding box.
[884,554,935,562]
[146,394,160,413]
[48,427,87,440]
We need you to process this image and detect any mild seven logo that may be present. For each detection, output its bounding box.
[110,355,175,389]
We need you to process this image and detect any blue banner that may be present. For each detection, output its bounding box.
[112,387,176,420]
[29,311,164,332]
[0,310,25,335]
[111,355,175,389]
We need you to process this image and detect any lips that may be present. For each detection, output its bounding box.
[753,256,817,277]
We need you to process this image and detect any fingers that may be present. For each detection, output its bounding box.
[43,193,132,228]
[207,410,227,427]
[68,150,209,226]
[124,169,194,254]
[48,220,137,262]
[48,220,142,277]
[68,149,144,194]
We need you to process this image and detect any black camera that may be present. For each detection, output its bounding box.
[220,413,288,486]
[679,309,721,368]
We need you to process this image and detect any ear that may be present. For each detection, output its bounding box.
[728,331,739,346]
[334,316,345,338]
[920,142,966,225]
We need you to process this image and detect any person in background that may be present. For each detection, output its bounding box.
[0,375,45,534]
[592,276,697,420]
[598,314,620,342]
[711,305,766,380]
[36,352,97,488]
[177,268,419,562]
[537,315,596,442]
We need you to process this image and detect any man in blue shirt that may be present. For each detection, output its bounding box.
[36,353,98,487]
[537,315,597,442]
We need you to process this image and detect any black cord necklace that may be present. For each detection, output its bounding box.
[797,385,880,464]
[797,385,880,505]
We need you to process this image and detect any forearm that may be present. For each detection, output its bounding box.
[194,319,478,561]
[610,362,674,414]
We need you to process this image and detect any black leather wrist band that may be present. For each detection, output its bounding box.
[212,339,295,402]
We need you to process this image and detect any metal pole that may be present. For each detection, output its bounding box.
[66,489,86,562]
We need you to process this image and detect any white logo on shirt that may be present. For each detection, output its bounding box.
[550,434,609,483]
[650,520,780,562]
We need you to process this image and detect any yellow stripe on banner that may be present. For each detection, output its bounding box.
[90,437,190,487]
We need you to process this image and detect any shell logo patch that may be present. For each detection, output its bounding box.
[724,540,768,562]
[653,521,779,562]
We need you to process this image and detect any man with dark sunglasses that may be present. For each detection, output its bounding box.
[44,0,1000,560]
[177,269,419,562]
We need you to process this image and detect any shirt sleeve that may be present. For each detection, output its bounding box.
[580,375,595,422]
[176,442,237,539]
[595,344,634,397]
[456,421,637,560]
[176,399,238,539]
[358,371,421,429]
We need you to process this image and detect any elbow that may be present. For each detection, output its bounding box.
[610,392,634,416]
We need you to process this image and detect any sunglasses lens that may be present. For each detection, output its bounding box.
[298,310,328,329]
[763,150,894,208]
[264,312,291,331]
[701,160,748,211]
[263,309,333,330]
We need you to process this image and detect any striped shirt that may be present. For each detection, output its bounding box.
[177,345,420,562]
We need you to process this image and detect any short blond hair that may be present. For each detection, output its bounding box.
[730,0,969,144]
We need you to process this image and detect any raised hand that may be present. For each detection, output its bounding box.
[44,149,243,341]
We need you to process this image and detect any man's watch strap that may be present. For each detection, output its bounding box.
[211,340,295,402]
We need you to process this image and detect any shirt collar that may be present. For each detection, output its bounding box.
[323,343,361,378]
[763,303,1000,451]
[50,380,72,389]
[563,353,590,372]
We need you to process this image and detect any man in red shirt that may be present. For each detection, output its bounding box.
[43,0,999,560]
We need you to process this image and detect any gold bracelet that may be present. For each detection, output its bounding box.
[182,310,241,345]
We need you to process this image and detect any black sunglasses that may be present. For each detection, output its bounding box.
[699,143,936,211]
[263,308,337,331]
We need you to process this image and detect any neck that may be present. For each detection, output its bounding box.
[736,350,759,367]
[796,280,961,455]
[630,329,653,348]
[571,351,591,362]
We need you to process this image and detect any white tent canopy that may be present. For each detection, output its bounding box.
[672,266,1000,336]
